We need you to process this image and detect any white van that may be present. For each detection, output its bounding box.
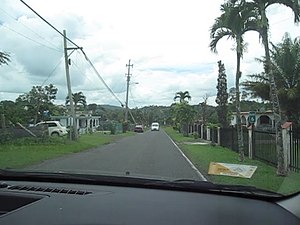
[151,122,160,131]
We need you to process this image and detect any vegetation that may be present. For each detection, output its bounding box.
[0,132,133,169]
[210,1,259,161]
[66,91,87,110]
[171,91,196,136]
[165,127,300,195]
[243,34,300,126]
[174,91,191,103]
[215,60,229,128]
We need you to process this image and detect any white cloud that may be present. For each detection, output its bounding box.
[0,0,298,107]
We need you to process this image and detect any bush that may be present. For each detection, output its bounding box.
[192,132,199,139]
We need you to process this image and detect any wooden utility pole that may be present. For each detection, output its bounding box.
[63,30,78,140]
[125,59,133,122]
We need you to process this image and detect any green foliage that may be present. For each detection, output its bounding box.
[216,61,229,128]
[165,126,300,195]
[66,91,87,108]
[172,101,196,136]
[174,91,191,103]
[0,132,131,169]
[15,84,58,124]
[243,34,300,125]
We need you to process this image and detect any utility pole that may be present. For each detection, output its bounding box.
[125,59,133,122]
[63,30,78,140]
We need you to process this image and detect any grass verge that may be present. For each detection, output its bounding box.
[165,127,300,195]
[0,132,134,169]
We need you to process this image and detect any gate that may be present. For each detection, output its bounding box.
[253,130,277,165]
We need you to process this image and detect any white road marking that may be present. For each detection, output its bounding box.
[164,131,208,181]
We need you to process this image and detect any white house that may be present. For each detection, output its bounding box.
[231,110,275,130]
[51,114,101,134]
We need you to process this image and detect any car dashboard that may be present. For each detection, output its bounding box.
[0,179,299,225]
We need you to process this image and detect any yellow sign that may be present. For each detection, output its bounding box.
[208,162,257,178]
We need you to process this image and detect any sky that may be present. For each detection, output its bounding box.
[0,0,299,108]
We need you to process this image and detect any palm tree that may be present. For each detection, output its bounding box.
[243,34,300,126]
[232,0,300,175]
[0,52,10,66]
[174,91,191,103]
[210,1,258,161]
[66,92,87,110]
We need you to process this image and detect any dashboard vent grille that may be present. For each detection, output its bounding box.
[7,185,92,195]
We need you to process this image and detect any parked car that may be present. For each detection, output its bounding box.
[35,121,68,137]
[134,125,144,133]
[151,122,160,131]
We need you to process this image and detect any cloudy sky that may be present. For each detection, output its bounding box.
[0,0,299,108]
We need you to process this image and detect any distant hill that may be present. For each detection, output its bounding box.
[99,104,123,111]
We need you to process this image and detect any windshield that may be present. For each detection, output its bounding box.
[0,0,299,197]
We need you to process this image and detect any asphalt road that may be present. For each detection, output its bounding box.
[28,129,206,181]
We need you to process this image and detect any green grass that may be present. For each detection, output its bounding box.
[0,132,134,169]
[165,127,300,195]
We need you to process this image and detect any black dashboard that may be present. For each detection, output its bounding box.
[0,179,299,225]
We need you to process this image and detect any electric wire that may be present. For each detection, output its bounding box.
[0,7,62,52]
[1,23,62,52]
[20,0,126,107]
[41,59,63,86]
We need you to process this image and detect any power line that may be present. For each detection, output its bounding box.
[41,59,63,86]
[83,53,125,107]
[20,0,80,49]
[1,23,61,52]
[0,7,62,52]
[20,0,125,107]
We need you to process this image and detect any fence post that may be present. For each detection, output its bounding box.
[217,127,221,145]
[282,122,292,172]
[201,124,204,139]
[207,127,210,141]
[248,125,253,159]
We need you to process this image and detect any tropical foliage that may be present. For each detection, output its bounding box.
[171,91,196,136]
[174,91,191,103]
[16,84,58,124]
[243,34,300,126]
[210,0,258,161]
[66,92,87,110]
[215,60,229,128]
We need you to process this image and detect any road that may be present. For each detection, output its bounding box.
[28,129,206,181]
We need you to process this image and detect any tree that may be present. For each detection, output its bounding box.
[174,91,191,103]
[243,34,300,126]
[215,60,229,128]
[232,0,300,176]
[66,92,87,110]
[210,1,258,161]
[16,84,58,124]
[0,51,10,66]
[200,94,209,125]
[172,102,196,136]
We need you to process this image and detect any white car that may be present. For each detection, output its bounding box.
[35,121,68,137]
[151,122,160,131]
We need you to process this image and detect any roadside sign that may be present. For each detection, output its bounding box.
[208,162,257,178]
[248,111,256,123]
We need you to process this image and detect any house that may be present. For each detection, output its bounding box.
[51,113,101,135]
[231,110,275,130]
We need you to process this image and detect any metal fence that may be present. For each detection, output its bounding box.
[253,130,277,166]
[220,127,248,156]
